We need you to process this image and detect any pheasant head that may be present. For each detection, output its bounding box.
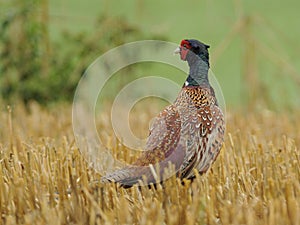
[175,39,211,86]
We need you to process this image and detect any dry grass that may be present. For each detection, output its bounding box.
[0,102,299,225]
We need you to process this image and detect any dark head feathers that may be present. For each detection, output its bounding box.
[186,39,209,57]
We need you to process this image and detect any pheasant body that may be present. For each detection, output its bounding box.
[101,39,225,187]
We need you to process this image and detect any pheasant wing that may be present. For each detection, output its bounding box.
[101,104,187,187]
[179,104,225,179]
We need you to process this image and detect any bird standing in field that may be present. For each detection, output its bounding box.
[101,39,225,187]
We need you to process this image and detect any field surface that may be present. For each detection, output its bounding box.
[0,104,299,225]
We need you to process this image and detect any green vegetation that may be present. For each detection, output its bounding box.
[0,0,153,105]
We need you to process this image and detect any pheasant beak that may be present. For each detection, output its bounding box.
[174,47,181,55]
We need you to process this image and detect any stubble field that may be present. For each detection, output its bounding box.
[0,103,299,225]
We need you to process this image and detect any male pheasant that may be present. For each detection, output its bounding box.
[101,39,225,187]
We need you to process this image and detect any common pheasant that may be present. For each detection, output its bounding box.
[101,39,225,187]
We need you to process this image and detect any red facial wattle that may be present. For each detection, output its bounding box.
[179,39,191,61]
[180,47,189,60]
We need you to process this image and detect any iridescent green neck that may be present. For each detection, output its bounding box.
[185,55,209,86]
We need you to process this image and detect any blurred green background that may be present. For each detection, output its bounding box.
[1,0,299,109]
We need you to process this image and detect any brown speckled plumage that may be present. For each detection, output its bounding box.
[101,39,225,187]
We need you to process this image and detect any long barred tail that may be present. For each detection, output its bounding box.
[101,165,159,188]
[100,141,186,188]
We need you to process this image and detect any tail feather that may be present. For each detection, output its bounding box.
[101,166,156,188]
[101,140,186,188]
